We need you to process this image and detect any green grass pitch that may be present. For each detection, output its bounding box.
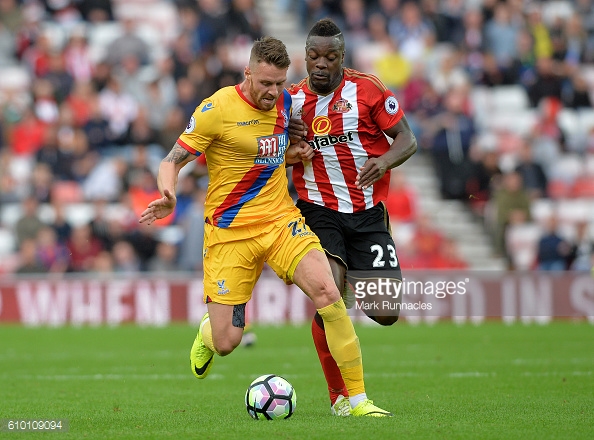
[1,321,592,439]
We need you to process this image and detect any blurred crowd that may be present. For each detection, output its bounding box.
[0,0,593,275]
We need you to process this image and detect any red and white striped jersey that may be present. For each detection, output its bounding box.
[288,68,404,213]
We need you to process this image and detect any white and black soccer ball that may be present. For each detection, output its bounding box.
[245,374,296,420]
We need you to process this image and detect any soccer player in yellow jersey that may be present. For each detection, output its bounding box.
[139,37,392,417]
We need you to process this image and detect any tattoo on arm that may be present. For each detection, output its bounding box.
[164,144,190,164]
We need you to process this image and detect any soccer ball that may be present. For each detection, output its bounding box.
[245,374,296,420]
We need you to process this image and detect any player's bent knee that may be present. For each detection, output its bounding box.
[212,332,243,356]
[213,339,240,356]
[311,282,341,309]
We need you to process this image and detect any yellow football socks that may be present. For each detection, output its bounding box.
[201,318,217,354]
[317,299,365,396]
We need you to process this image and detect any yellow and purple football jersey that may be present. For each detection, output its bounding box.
[178,85,294,228]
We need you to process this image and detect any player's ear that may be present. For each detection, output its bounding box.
[244,67,251,78]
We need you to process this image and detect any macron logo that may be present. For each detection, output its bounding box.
[201,102,214,113]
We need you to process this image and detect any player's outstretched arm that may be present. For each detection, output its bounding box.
[139,143,196,225]
[356,115,417,190]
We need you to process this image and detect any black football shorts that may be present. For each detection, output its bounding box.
[296,199,402,278]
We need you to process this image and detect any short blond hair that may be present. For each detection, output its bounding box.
[250,36,291,69]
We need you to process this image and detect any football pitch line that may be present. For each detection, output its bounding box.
[5,369,592,381]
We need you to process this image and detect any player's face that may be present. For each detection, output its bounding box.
[245,62,288,111]
[305,36,344,95]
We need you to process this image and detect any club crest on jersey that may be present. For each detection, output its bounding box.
[254,133,288,165]
[312,116,332,135]
[217,280,229,295]
[332,98,352,113]
[384,96,399,115]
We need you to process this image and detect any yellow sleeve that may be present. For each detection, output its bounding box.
[178,97,222,155]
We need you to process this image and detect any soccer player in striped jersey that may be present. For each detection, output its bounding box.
[288,18,418,416]
[140,36,393,417]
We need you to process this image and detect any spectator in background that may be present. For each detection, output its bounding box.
[76,0,114,22]
[9,106,47,156]
[429,48,470,96]
[42,50,74,104]
[90,60,112,92]
[158,106,188,153]
[421,0,456,44]
[29,163,53,203]
[530,97,565,172]
[15,194,46,247]
[493,171,532,257]
[484,2,519,68]
[562,72,592,109]
[21,30,53,77]
[40,0,81,26]
[140,56,178,132]
[524,2,552,61]
[82,94,112,151]
[177,184,206,272]
[338,0,369,55]
[98,74,139,145]
[389,0,435,63]
[32,77,60,125]
[384,168,416,224]
[113,52,151,104]
[90,250,115,274]
[514,139,548,199]
[35,123,74,181]
[105,17,150,66]
[36,225,69,273]
[175,76,200,120]
[111,239,142,273]
[400,212,444,269]
[527,57,564,108]
[507,28,537,88]
[298,0,334,32]
[466,148,502,215]
[123,107,160,147]
[0,0,25,34]
[186,57,218,102]
[536,215,572,271]
[172,173,197,225]
[568,221,594,271]
[0,21,17,67]
[66,223,103,272]
[15,237,46,274]
[123,221,158,269]
[191,0,230,54]
[65,81,96,128]
[209,43,243,90]
[460,6,485,62]
[434,237,468,269]
[170,13,197,79]
[50,202,72,243]
[426,87,476,200]
[146,240,179,273]
[226,0,264,43]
